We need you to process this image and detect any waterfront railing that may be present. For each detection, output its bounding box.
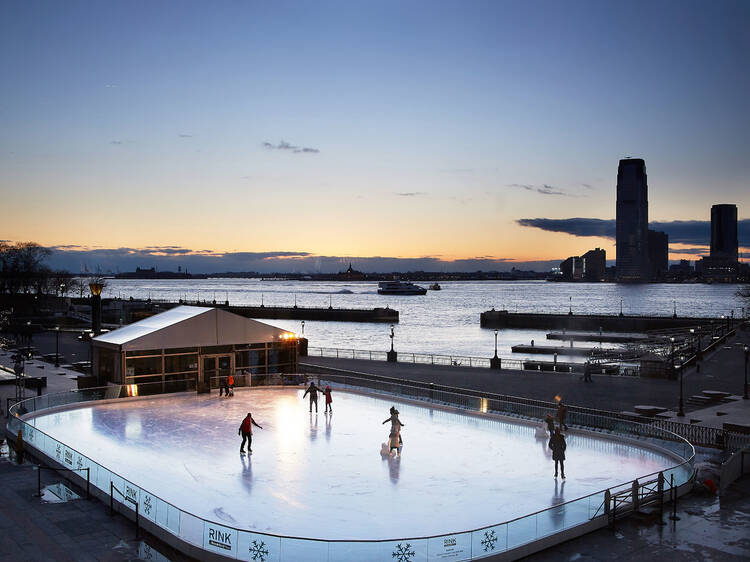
[6,377,697,561]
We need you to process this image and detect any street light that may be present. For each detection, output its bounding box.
[55,326,60,368]
[493,329,498,358]
[301,320,305,336]
[744,345,748,400]
[678,355,685,417]
[670,336,675,379]
[389,324,395,352]
[568,296,572,315]
[689,328,695,356]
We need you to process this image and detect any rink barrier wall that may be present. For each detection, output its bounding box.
[302,362,750,451]
[6,380,695,562]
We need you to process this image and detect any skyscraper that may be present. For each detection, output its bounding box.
[616,158,649,282]
[710,204,738,261]
[648,230,668,280]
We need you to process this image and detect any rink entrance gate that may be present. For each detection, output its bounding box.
[198,354,233,394]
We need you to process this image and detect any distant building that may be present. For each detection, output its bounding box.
[338,263,365,280]
[647,230,668,280]
[710,204,738,261]
[699,204,740,282]
[559,248,605,281]
[581,248,606,281]
[616,158,649,282]
[669,259,693,274]
[560,256,583,280]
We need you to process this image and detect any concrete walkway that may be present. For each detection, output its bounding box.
[301,327,750,419]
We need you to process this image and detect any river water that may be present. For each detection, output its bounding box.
[102,279,745,360]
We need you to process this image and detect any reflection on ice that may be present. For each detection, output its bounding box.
[30,387,685,540]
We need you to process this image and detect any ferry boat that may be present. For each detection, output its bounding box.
[377,281,427,295]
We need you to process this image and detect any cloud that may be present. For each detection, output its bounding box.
[517,218,615,238]
[263,140,320,154]
[109,140,123,145]
[178,134,193,138]
[517,218,750,247]
[42,245,557,274]
[508,183,572,196]
[394,192,427,197]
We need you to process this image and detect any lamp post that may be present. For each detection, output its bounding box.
[744,345,748,400]
[387,324,397,362]
[494,329,498,357]
[669,336,675,379]
[568,296,572,315]
[678,355,685,417]
[673,300,677,319]
[619,297,623,317]
[55,326,60,368]
[490,329,501,369]
[301,320,305,336]
[689,328,695,356]
[89,281,104,336]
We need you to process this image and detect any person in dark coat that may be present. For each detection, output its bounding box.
[583,362,593,382]
[303,381,323,413]
[383,406,405,454]
[545,413,556,434]
[548,428,567,479]
[238,412,263,454]
[557,400,568,430]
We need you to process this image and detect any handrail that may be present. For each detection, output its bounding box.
[6,378,697,556]
[111,481,140,539]
[35,465,90,500]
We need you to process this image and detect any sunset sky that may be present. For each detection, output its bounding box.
[2,1,748,273]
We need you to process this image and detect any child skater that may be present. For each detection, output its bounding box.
[382,406,405,455]
[323,385,333,414]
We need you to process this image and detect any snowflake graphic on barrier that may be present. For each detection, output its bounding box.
[143,495,153,516]
[249,540,269,561]
[392,543,415,562]
[55,444,62,461]
[481,529,498,552]
[76,456,83,471]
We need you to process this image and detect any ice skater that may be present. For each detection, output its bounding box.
[382,406,404,455]
[582,361,593,383]
[303,380,323,413]
[557,400,568,431]
[220,376,230,397]
[548,428,567,479]
[238,412,263,455]
[228,374,235,397]
[323,385,333,414]
[545,413,556,434]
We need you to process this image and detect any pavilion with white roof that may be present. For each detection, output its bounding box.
[91,306,297,391]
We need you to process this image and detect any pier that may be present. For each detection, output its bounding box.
[546,332,649,343]
[119,300,400,324]
[480,309,734,332]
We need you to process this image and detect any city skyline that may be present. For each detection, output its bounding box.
[2,1,749,272]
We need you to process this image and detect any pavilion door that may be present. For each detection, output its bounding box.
[198,355,233,394]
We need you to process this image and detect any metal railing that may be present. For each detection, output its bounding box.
[307,346,640,375]
[6,377,696,562]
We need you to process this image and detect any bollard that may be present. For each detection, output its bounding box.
[632,479,640,511]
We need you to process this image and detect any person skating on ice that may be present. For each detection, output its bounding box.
[545,413,556,434]
[548,427,567,479]
[238,412,263,454]
[382,406,404,455]
[220,376,230,397]
[303,380,323,413]
[323,385,333,414]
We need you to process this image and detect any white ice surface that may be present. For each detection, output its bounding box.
[29,388,684,540]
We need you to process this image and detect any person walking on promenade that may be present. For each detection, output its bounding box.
[323,385,333,414]
[383,406,405,455]
[582,361,593,383]
[303,380,323,413]
[549,428,567,479]
[557,400,568,431]
[238,412,263,454]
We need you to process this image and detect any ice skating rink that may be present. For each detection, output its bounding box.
[29,387,684,540]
